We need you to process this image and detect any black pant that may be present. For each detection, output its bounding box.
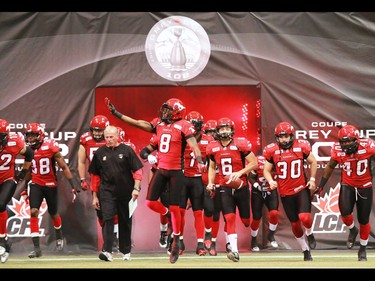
[100,189,132,254]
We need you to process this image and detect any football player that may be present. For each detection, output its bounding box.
[24,123,79,258]
[206,117,258,262]
[263,121,317,261]
[0,119,34,263]
[316,125,375,261]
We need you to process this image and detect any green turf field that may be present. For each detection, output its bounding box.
[1,250,374,269]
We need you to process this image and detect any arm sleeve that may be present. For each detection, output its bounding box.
[23,146,34,162]
[90,174,101,192]
[132,168,143,181]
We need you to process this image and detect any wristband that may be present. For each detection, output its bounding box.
[113,111,123,119]
[197,155,203,164]
[68,179,75,189]
[252,182,260,189]
[310,177,316,181]
[133,187,141,192]
[80,178,86,182]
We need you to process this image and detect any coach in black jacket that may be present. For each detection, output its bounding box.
[89,125,143,262]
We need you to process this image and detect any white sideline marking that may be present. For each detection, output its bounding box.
[9,254,374,262]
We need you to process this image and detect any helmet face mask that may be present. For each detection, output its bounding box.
[216,117,235,140]
[338,125,359,154]
[90,115,109,142]
[275,122,295,150]
[0,133,8,152]
[160,98,186,124]
[25,123,45,149]
[186,111,204,133]
[160,104,173,123]
[0,119,10,152]
[203,120,218,139]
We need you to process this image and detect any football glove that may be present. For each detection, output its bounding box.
[80,179,89,191]
[20,189,29,204]
[105,97,123,119]
[147,154,157,165]
[314,186,323,198]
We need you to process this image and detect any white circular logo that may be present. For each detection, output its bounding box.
[145,16,211,82]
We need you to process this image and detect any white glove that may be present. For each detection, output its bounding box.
[147,154,157,165]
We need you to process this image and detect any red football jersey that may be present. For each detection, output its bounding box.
[31,138,61,188]
[184,133,214,177]
[79,131,106,163]
[150,118,196,170]
[206,137,253,185]
[263,139,312,196]
[331,138,375,188]
[0,132,26,184]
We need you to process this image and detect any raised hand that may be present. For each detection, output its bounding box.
[105,97,123,119]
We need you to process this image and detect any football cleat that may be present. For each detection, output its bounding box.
[268,230,278,248]
[169,235,180,264]
[358,245,367,261]
[251,236,260,252]
[159,231,168,248]
[28,249,42,259]
[56,239,64,251]
[347,226,359,249]
[196,242,206,256]
[179,239,185,255]
[227,251,240,262]
[303,250,313,261]
[307,234,316,249]
[204,231,212,250]
[225,242,232,254]
[167,235,173,255]
[0,252,9,263]
[0,239,12,263]
[209,241,217,256]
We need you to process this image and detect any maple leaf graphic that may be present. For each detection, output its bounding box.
[7,197,48,217]
[312,183,341,214]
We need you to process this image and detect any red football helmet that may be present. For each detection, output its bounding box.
[338,125,360,154]
[25,123,45,149]
[275,121,295,149]
[160,98,186,123]
[117,126,125,143]
[216,117,235,140]
[90,115,109,141]
[203,119,218,139]
[0,119,10,152]
[185,111,204,132]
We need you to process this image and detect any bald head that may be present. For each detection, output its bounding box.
[104,125,119,147]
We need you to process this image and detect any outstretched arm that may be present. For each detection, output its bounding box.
[105,97,153,132]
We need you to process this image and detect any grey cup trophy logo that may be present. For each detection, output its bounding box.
[145,16,211,82]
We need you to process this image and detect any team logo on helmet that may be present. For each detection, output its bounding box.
[145,16,211,82]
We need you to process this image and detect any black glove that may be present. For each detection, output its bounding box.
[260,183,271,199]
[15,168,28,183]
[313,186,323,198]
[105,97,123,119]
[80,179,89,191]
